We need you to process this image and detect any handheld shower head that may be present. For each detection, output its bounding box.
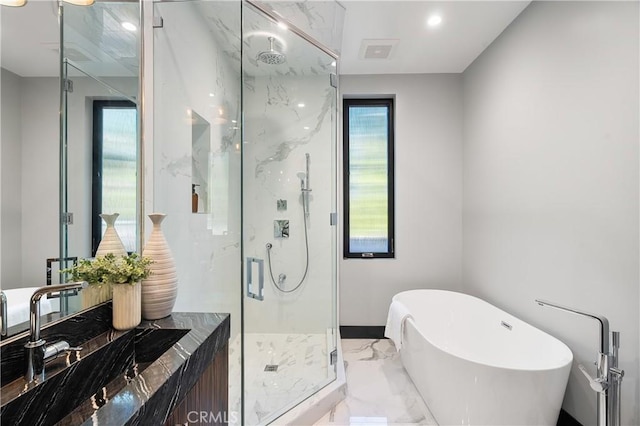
[297,172,307,190]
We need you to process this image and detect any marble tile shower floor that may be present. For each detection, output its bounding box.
[315,339,438,426]
[229,332,332,425]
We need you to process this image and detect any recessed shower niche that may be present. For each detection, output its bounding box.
[191,110,210,214]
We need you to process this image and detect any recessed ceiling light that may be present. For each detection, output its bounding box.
[304,126,310,130]
[209,93,215,97]
[122,22,137,32]
[427,15,442,27]
[297,103,305,108]
[331,61,336,67]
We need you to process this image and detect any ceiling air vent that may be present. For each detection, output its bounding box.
[359,39,399,60]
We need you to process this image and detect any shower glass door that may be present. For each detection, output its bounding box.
[241,3,338,423]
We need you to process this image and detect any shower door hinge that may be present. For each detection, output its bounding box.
[330,349,338,365]
[62,212,74,225]
[330,73,337,89]
[153,16,164,28]
[330,212,337,226]
[63,79,73,93]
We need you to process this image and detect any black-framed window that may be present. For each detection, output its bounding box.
[92,100,137,256]
[343,98,395,258]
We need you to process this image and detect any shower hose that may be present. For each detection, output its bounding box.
[265,199,310,293]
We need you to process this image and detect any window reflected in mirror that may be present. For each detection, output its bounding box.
[91,100,137,255]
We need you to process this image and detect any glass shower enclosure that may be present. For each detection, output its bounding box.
[151,0,339,423]
[241,2,338,423]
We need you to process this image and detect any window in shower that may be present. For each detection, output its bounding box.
[91,100,137,255]
[343,98,395,258]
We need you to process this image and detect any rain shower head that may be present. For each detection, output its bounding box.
[257,37,286,65]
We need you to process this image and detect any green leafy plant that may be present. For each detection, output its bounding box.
[61,253,153,285]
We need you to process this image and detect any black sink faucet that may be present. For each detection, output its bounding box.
[24,282,87,383]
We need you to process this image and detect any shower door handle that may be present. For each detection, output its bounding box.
[246,257,265,301]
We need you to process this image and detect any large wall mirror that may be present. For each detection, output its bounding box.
[0,0,140,339]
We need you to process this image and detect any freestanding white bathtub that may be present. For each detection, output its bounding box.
[393,289,573,426]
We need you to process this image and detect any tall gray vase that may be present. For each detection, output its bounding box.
[141,213,178,320]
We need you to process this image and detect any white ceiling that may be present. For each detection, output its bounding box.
[1,1,531,77]
[1,0,138,78]
[339,1,531,74]
[1,1,60,77]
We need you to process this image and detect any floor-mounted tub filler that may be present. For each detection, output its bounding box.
[386,289,573,426]
[535,299,624,426]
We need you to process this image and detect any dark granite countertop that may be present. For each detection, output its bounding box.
[0,310,230,426]
[1,303,116,387]
[72,312,230,426]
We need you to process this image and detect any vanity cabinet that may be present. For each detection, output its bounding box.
[165,343,229,425]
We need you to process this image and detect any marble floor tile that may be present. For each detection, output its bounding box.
[229,332,333,425]
[314,339,438,426]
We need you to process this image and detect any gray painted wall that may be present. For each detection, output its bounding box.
[1,68,23,287]
[20,77,59,288]
[339,73,464,326]
[339,2,639,424]
[0,71,58,289]
[463,2,639,424]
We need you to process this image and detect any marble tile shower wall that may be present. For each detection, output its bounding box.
[243,74,334,335]
[151,2,241,339]
[151,1,335,337]
[261,1,345,55]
